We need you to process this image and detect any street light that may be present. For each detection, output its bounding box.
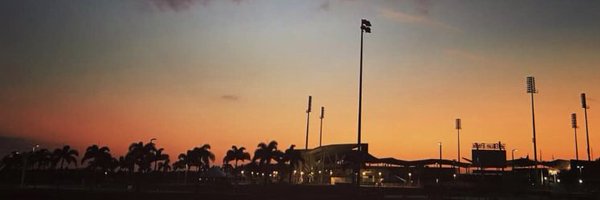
[356,18,372,187]
[581,93,592,161]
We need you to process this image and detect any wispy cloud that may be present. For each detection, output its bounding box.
[444,49,488,63]
[150,0,247,12]
[221,95,239,101]
[319,0,330,11]
[379,8,461,33]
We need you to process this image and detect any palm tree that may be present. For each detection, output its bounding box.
[252,141,279,167]
[224,146,251,169]
[158,158,171,172]
[153,148,168,172]
[283,145,304,183]
[1,151,23,171]
[187,144,214,172]
[53,145,79,170]
[81,145,113,172]
[126,141,157,173]
[31,148,52,170]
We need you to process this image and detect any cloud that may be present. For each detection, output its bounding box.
[380,8,461,32]
[413,0,433,15]
[150,0,247,12]
[221,95,239,101]
[444,49,488,63]
[0,135,50,157]
[319,1,330,11]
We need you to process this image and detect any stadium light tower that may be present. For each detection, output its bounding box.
[305,96,312,150]
[319,106,325,147]
[581,93,592,161]
[438,142,443,168]
[356,18,371,187]
[572,113,579,160]
[526,76,538,164]
[455,118,461,173]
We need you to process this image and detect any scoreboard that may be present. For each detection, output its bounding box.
[472,142,506,168]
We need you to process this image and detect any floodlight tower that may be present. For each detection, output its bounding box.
[526,76,538,164]
[356,18,371,187]
[455,118,461,173]
[319,106,325,147]
[305,96,312,150]
[581,93,591,161]
[572,113,579,160]
[438,142,443,168]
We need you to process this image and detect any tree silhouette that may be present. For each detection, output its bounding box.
[253,141,279,167]
[223,145,251,169]
[53,145,79,170]
[158,158,171,172]
[81,145,113,172]
[126,141,157,173]
[153,148,169,172]
[31,148,52,170]
[282,145,304,183]
[186,144,214,172]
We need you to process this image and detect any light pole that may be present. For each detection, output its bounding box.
[511,149,517,169]
[572,113,579,160]
[305,96,312,150]
[356,18,371,187]
[319,106,325,147]
[455,118,461,173]
[438,142,442,168]
[526,76,538,165]
[581,93,591,161]
[21,144,39,188]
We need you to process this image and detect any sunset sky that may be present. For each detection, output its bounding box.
[1,0,600,163]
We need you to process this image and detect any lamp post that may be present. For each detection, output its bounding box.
[356,18,371,187]
[572,113,579,160]
[581,93,591,161]
[305,96,312,150]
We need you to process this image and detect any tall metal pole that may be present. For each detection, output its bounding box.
[319,106,324,147]
[582,93,591,161]
[526,77,538,165]
[356,18,371,187]
[455,118,461,173]
[438,142,442,168]
[572,113,579,160]
[305,96,312,150]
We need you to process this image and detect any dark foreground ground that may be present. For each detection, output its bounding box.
[1,184,599,200]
